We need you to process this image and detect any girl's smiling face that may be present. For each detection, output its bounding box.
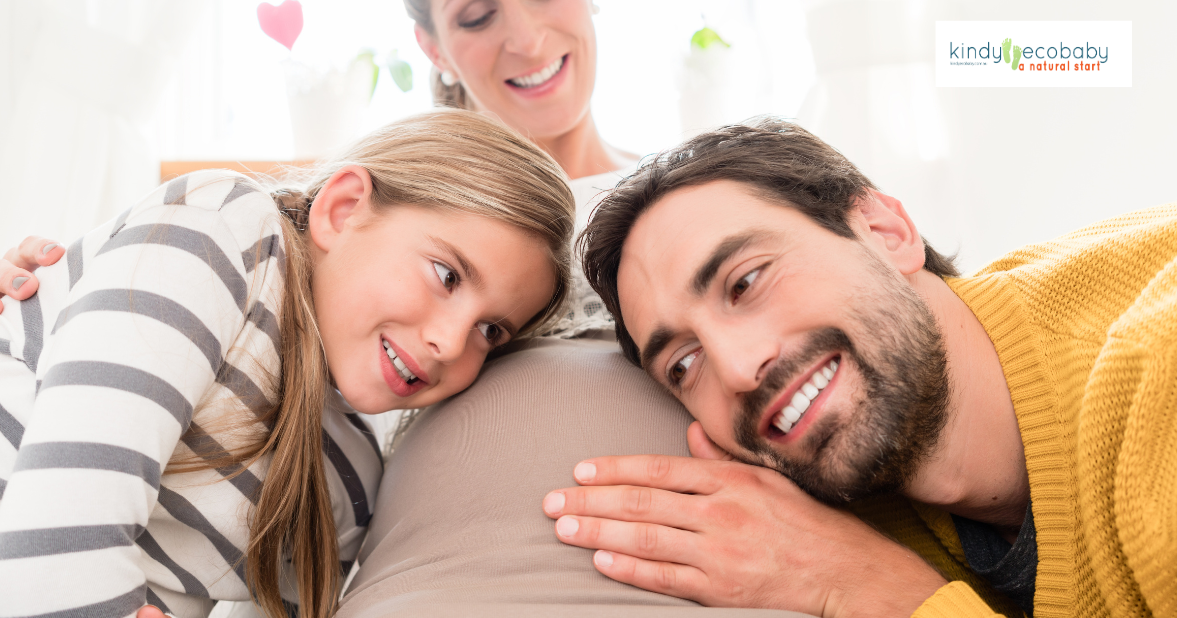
[416,0,597,141]
[308,166,556,413]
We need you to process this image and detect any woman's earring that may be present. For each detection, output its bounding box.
[591,2,600,15]
[441,70,458,87]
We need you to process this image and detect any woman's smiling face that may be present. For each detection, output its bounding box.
[308,167,556,414]
[417,0,597,140]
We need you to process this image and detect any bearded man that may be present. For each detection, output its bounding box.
[544,117,1177,617]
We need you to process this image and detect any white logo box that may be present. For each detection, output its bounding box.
[936,21,1132,88]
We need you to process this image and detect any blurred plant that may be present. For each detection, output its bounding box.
[259,1,411,96]
[387,51,414,93]
[342,50,414,98]
[355,50,379,98]
[690,26,730,50]
[346,49,413,98]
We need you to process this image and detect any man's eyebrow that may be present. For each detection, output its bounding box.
[640,326,675,373]
[691,230,774,296]
[428,236,484,288]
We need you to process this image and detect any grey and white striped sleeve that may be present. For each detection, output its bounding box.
[0,176,283,618]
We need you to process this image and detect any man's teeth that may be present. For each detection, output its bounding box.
[383,340,420,384]
[773,359,839,435]
[508,56,564,88]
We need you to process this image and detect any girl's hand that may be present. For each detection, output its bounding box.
[0,236,63,314]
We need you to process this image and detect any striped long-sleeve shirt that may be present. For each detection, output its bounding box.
[0,171,383,618]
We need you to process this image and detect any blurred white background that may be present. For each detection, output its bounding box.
[1,0,1175,273]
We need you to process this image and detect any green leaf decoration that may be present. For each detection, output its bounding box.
[690,26,730,50]
[355,50,379,98]
[388,57,413,93]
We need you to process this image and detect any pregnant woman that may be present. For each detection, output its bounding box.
[0,110,574,618]
[330,3,748,617]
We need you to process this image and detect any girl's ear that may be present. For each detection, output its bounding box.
[307,165,374,254]
[850,189,926,276]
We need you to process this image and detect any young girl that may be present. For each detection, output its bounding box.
[0,109,574,618]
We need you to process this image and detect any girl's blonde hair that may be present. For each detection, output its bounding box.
[192,109,573,618]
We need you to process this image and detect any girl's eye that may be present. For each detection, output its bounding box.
[732,268,760,301]
[669,350,700,385]
[458,9,495,29]
[434,262,459,291]
[477,321,503,343]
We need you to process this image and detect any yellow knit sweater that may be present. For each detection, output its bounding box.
[851,204,1177,618]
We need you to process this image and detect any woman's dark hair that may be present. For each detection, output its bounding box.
[578,116,959,366]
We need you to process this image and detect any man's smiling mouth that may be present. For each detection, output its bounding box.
[507,55,566,89]
[770,357,839,435]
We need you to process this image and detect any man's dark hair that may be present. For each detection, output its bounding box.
[579,116,959,366]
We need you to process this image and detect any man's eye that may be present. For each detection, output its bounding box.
[434,262,458,291]
[732,268,760,301]
[669,350,699,385]
[477,321,503,343]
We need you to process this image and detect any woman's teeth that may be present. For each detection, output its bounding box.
[383,340,420,384]
[773,359,838,435]
[508,56,564,88]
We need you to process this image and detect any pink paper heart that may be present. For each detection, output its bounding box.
[257,0,303,51]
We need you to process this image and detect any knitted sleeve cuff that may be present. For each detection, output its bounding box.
[912,581,1005,618]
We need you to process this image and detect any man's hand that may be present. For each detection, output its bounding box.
[542,423,947,618]
[0,236,63,314]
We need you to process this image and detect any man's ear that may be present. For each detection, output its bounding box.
[307,165,374,254]
[851,189,926,276]
[414,24,453,76]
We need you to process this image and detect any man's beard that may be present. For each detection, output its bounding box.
[733,250,951,504]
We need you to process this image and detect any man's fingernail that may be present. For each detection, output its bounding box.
[42,243,59,254]
[12,277,28,290]
[543,492,565,515]
[595,550,614,568]
[556,516,579,537]
[574,462,597,483]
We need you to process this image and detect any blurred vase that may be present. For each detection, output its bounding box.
[679,43,736,136]
[284,59,374,160]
